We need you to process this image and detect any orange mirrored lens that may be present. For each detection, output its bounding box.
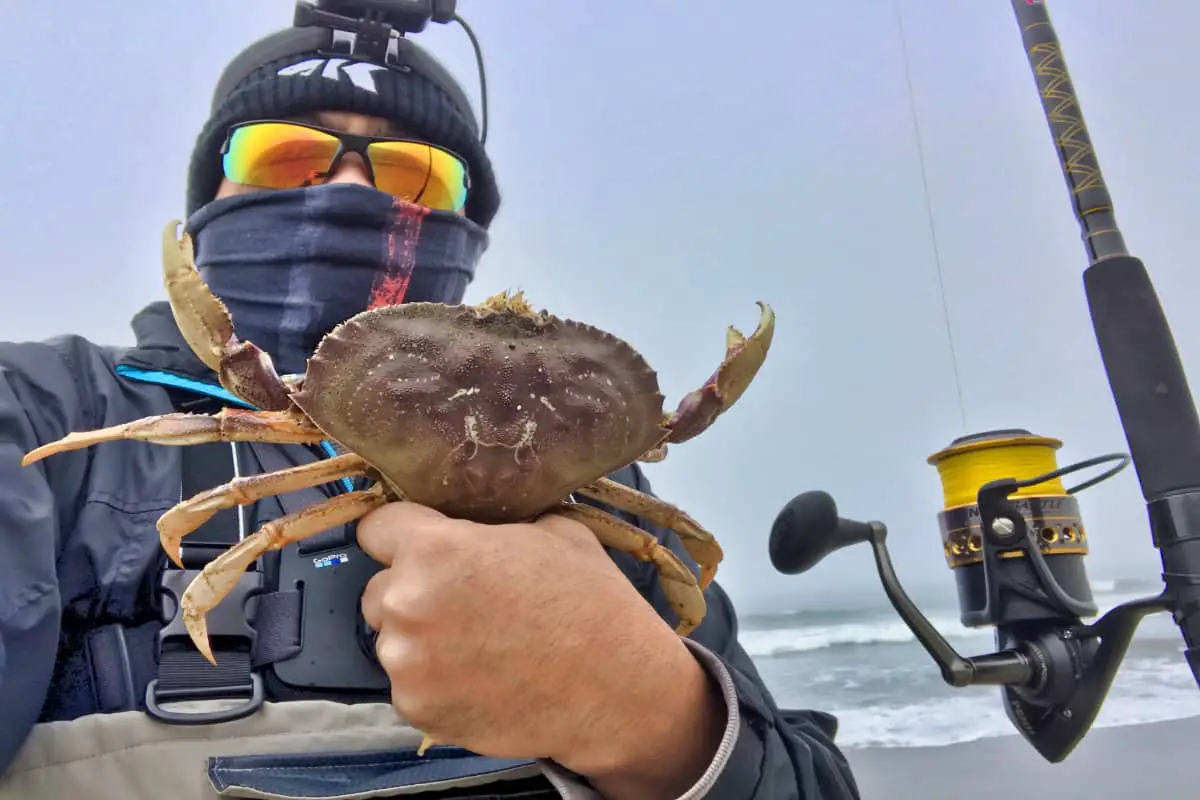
[223,122,470,213]
[223,122,340,189]
[367,141,469,213]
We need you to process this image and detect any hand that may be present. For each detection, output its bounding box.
[357,501,725,798]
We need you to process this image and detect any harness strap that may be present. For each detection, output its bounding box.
[140,440,306,724]
[168,440,307,667]
[45,439,307,723]
[42,369,361,725]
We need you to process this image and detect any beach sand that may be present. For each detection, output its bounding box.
[844,716,1200,799]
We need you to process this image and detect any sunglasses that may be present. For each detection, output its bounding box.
[220,120,471,214]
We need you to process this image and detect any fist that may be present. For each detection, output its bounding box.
[356,500,699,767]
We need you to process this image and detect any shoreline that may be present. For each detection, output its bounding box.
[843,715,1200,799]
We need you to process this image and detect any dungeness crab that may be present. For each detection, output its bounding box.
[23,221,775,669]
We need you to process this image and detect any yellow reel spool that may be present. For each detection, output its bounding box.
[927,428,1098,626]
[927,428,1090,574]
[928,429,1067,510]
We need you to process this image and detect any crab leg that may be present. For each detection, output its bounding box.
[664,301,775,444]
[182,485,388,665]
[556,502,706,636]
[157,453,372,568]
[574,478,723,589]
[637,445,669,463]
[163,220,292,411]
[20,408,327,466]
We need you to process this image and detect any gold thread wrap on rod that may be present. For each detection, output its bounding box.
[1011,0,1127,261]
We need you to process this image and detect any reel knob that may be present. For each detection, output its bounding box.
[769,490,875,575]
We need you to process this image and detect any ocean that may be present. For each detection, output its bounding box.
[743,579,1200,749]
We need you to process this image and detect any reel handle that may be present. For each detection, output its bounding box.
[768,491,1024,687]
[768,481,1167,763]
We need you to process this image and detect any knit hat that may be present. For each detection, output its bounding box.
[185,23,500,227]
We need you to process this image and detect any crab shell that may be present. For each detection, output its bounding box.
[292,297,670,523]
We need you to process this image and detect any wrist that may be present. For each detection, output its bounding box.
[564,636,726,799]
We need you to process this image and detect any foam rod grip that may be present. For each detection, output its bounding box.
[1084,254,1200,499]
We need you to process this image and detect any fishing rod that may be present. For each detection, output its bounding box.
[767,0,1200,764]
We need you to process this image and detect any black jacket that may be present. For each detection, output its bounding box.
[0,301,861,798]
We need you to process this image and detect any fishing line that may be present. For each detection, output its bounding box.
[929,433,1068,509]
[894,0,969,433]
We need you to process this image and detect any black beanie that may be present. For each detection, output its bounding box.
[185,24,500,227]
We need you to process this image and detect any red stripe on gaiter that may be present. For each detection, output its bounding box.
[368,199,431,309]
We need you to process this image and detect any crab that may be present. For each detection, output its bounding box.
[22,218,775,682]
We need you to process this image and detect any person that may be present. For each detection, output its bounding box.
[0,11,861,800]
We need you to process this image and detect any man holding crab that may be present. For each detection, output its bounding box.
[0,12,860,800]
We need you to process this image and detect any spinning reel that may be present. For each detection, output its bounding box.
[768,430,1164,763]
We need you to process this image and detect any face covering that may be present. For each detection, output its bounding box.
[184,182,489,376]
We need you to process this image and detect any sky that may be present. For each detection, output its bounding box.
[2,1,1199,616]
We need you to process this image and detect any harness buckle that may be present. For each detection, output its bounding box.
[144,568,265,725]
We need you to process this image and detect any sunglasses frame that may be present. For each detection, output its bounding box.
[219,118,472,204]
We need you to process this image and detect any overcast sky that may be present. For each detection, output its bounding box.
[2,1,1198,615]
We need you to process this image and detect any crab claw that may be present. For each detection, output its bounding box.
[163,220,233,375]
[162,220,292,411]
[663,302,775,444]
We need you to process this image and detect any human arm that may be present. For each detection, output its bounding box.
[627,581,863,799]
[357,480,861,799]
[564,465,863,799]
[0,338,95,775]
[535,581,860,800]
